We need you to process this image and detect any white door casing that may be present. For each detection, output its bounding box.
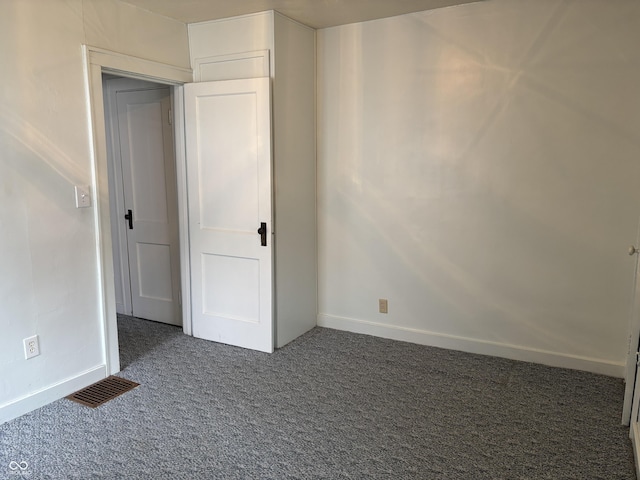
[84,46,193,376]
[111,81,181,326]
[184,78,274,353]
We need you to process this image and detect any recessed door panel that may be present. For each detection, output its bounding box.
[201,254,259,323]
[136,243,173,301]
[197,93,260,232]
[125,101,170,224]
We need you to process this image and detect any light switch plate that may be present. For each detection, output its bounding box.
[74,186,91,208]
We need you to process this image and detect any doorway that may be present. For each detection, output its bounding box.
[102,76,181,327]
[83,46,193,375]
[85,47,281,375]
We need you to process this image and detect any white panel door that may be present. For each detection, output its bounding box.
[624,241,640,425]
[116,87,181,326]
[184,78,273,353]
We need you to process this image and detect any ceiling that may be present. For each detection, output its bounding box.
[120,0,481,29]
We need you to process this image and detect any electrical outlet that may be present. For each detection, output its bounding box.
[23,335,40,360]
[379,299,388,314]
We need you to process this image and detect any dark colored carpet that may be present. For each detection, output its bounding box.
[0,316,635,479]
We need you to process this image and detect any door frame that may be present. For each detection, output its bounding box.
[83,46,193,374]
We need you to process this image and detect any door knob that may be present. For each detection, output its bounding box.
[124,209,133,230]
[257,222,267,247]
[629,246,638,256]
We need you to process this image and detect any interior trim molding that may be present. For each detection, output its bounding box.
[193,50,269,82]
[87,47,193,84]
[317,313,625,378]
[0,365,106,425]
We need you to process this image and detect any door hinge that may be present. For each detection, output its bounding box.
[178,290,182,306]
[168,108,173,126]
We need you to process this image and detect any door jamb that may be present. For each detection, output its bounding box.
[102,77,134,318]
[83,46,193,375]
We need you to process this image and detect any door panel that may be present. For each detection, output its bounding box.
[115,86,181,325]
[123,99,169,223]
[201,254,260,322]
[197,93,261,232]
[136,243,174,301]
[185,78,273,353]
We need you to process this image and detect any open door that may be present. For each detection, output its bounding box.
[105,78,182,326]
[184,78,274,353]
[624,239,640,425]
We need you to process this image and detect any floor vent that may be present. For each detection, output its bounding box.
[67,376,139,408]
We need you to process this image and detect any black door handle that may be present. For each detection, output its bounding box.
[257,222,267,246]
[124,209,133,230]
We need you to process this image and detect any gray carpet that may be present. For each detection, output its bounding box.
[0,316,635,479]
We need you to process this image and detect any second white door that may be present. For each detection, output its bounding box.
[108,78,182,326]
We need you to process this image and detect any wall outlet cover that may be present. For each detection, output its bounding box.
[379,299,388,314]
[23,335,40,360]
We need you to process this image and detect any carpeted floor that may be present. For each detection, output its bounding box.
[0,315,636,479]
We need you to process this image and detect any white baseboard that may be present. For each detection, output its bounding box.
[0,365,107,425]
[317,313,625,378]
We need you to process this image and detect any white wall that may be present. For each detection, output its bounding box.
[317,0,640,376]
[0,0,189,423]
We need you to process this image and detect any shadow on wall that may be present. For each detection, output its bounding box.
[0,109,88,201]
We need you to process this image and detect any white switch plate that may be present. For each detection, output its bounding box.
[23,335,40,360]
[74,185,91,208]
